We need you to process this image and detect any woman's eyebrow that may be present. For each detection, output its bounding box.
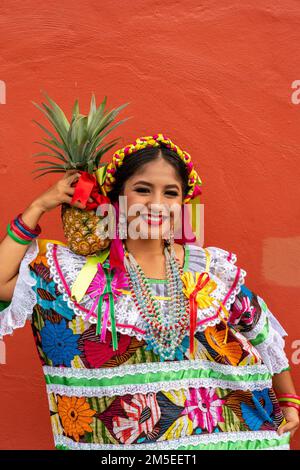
[133,180,180,190]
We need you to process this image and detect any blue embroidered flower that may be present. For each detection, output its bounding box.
[241,388,274,430]
[31,270,74,320]
[40,319,81,366]
[252,389,273,416]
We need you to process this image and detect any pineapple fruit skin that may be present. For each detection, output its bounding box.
[61,203,111,256]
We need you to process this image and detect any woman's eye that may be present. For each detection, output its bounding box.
[134,188,179,196]
[135,188,149,193]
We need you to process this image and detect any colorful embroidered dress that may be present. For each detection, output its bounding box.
[0,239,291,450]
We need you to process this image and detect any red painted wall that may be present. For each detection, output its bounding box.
[0,0,299,450]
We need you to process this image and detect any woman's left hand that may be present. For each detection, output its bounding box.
[277,407,300,438]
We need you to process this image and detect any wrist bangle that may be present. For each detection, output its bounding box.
[13,218,37,239]
[277,393,300,400]
[279,402,300,413]
[15,213,41,236]
[7,224,32,245]
[10,220,34,240]
[276,393,300,406]
[278,397,300,405]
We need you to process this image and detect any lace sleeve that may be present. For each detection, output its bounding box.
[228,285,290,375]
[0,239,39,337]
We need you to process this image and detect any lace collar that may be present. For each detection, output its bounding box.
[46,242,246,341]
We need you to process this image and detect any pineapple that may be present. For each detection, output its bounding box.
[32,92,129,255]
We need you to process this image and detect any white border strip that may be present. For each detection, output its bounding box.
[46,376,272,397]
[43,359,270,381]
[54,430,290,450]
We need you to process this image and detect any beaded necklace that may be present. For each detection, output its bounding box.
[122,241,190,361]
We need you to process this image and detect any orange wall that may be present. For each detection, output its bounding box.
[0,0,300,450]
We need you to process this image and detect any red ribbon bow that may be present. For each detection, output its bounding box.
[71,171,110,210]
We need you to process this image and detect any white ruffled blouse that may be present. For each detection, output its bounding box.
[0,239,290,375]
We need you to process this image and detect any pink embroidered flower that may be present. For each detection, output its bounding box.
[112,393,161,444]
[86,264,128,321]
[230,296,256,326]
[182,388,225,433]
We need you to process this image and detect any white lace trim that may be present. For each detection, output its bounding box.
[46,376,272,397]
[45,242,247,341]
[243,299,290,375]
[252,333,289,375]
[0,239,39,336]
[245,309,268,341]
[43,359,270,380]
[53,431,290,450]
[187,245,247,315]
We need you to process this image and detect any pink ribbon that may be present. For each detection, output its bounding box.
[86,262,129,342]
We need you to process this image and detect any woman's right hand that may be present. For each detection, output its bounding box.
[32,170,88,213]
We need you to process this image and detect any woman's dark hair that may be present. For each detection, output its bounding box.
[108,145,189,203]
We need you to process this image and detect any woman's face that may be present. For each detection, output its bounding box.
[121,157,184,240]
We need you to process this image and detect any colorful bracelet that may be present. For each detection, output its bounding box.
[14,213,41,236]
[7,224,32,245]
[276,393,300,414]
[277,393,300,404]
[10,220,33,241]
[7,213,42,246]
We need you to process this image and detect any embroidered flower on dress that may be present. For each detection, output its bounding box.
[181,388,225,433]
[112,393,161,444]
[40,319,81,366]
[241,389,274,431]
[57,396,96,442]
[230,295,256,326]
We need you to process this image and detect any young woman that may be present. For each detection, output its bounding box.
[0,134,299,450]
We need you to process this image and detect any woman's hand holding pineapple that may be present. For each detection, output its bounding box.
[0,171,95,300]
[33,170,91,213]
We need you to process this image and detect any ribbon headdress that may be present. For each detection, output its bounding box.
[101,133,203,203]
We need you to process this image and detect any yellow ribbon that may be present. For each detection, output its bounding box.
[181,271,218,310]
[95,164,108,196]
[181,270,231,350]
[71,248,110,303]
[189,194,201,234]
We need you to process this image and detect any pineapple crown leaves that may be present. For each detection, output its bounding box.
[31,92,131,179]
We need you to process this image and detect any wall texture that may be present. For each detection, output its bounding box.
[0,0,299,450]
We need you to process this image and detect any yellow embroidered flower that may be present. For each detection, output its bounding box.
[181,271,217,309]
[57,396,96,442]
